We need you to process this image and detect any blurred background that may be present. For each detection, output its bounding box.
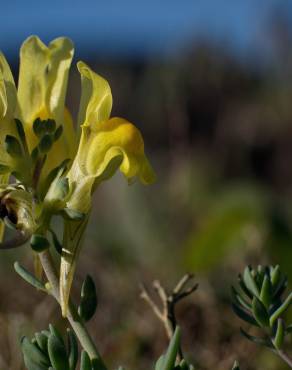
[1,0,292,369]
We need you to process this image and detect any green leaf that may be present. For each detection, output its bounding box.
[270,293,292,326]
[67,329,78,370]
[272,275,288,300]
[80,351,91,370]
[232,303,259,326]
[231,286,251,311]
[270,265,281,287]
[178,359,190,370]
[272,318,285,350]
[243,267,260,298]
[260,275,272,309]
[21,337,50,370]
[160,326,181,370]
[30,234,50,252]
[155,355,165,370]
[14,262,46,291]
[35,332,49,354]
[48,333,69,370]
[240,328,273,349]
[238,275,253,299]
[49,324,64,343]
[252,297,270,327]
[78,275,98,322]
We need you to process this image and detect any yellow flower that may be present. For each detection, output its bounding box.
[17,36,76,183]
[0,36,155,316]
[60,61,155,316]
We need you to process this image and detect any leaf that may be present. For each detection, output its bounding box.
[35,332,49,354]
[272,319,285,350]
[243,267,260,298]
[270,293,292,326]
[49,324,64,344]
[231,286,251,311]
[240,328,273,349]
[14,262,46,291]
[260,275,272,309]
[21,337,50,370]
[232,303,259,327]
[48,333,69,370]
[155,355,165,370]
[78,275,98,322]
[252,297,270,327]
[67,329,78,370]
[160,326,181,370]
[80,351,91,370]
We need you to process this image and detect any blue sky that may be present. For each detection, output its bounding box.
[0,0,291,60]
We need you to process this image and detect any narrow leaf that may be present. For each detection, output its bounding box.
[243,267,260,298]
[80,351,91,370]
[67,329,78,370]
[78,275,98,322]
[14,262,46,291]
[161,326,181,370]
[252,297,270,327]
[48,333,69,370]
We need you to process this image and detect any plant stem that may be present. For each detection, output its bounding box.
[277,350,292,368]
[39,249,106,368]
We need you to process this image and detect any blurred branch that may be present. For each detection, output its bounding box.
[140,273,198,361]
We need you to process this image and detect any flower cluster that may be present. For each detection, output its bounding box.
[0,36,155,315]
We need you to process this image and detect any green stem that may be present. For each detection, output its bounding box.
[39,249,106,368]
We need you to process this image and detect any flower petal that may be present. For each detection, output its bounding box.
[0,52,17,118]
[77,61,112,130]
[18,35,74,149]
[0,53,19,169]
[67,117,155,213]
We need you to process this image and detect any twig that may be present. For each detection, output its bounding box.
[140,273,198,361]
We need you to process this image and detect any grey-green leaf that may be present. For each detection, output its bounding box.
[48,333,69,370]
[21,337,50,370]
[14,262,46,291]
[243,267,260,298]
[67,329,78,370]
